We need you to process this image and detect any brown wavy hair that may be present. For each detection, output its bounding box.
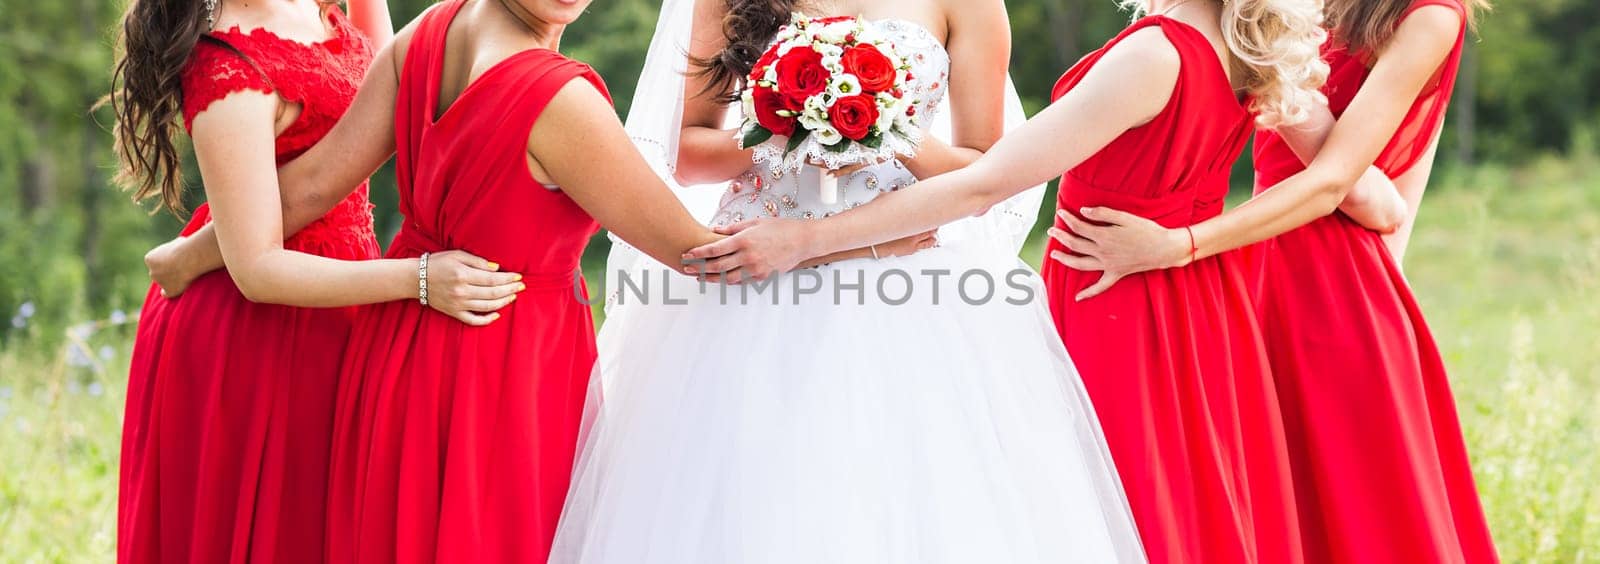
[107,0,338,215]
[108,0,214,214]
[690,0,799,102]
[1326,0,1489,54]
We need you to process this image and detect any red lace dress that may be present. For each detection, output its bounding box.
[121,8,377,564]
[1039,17,1302,563]
[1249,1,1498,561]
[324,2,605,562]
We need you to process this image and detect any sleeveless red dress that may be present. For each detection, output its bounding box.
[120,8,377,564]
[1039,17,1301,564]
[1250,1,1498,561]
[323,2,606,562]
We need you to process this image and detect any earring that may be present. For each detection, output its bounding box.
[204,0,218,29]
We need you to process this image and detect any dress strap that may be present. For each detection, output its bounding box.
[1405,0,1468,19]
[410,0,469,124]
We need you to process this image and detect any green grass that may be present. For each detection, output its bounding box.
[3,160,1599,562]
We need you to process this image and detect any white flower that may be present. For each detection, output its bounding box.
[875,94,901,132]
[803,93,836,119]
[798,106,829,131]
[827,73,863,99]
[812,42,844,58]
[815,20,855,43]
[821,53,844,73]
[812,122,844,146]
[741,88,757,120]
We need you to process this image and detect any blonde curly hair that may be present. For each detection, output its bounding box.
[1123,0,1330,128]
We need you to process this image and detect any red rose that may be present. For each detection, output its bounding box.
[749,46,780,82]
[829,94,879,141]
[775,47,830,107]
[811,16,855,25]
[752,86,797,136]
[840,44,896,93]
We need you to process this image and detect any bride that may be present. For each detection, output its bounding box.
[552,0,1145,562]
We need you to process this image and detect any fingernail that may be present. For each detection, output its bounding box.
[513,274,524,282]
[684,267,698,274]
[1080,207,1094,215]
[491,313,502,321]
[516,283,527,292]
[488,262,500,271]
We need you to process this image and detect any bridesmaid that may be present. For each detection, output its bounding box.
[685,0,1346,561]
[145,0,725,560]
[1247,0,1498,561]
[1035,0,1497,561]
[110,0,513,562]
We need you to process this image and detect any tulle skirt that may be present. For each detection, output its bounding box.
[551,240,1146,563]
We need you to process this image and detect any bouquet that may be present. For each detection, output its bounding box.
[737,14,923,205]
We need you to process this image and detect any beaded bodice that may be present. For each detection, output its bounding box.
[179,8,377,253]
[711,19,951,227]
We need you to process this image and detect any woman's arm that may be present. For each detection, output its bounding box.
[149,40,403,293]
[673,0,757,186]
[161,23,518,323]
[1274,104,1408,233]
[895,0,1011,180]
[188,92,415,306]
[1054,6,1463,299]
[148,21,450,293]
[191,93,515,324]
[681,28,1184,281]
[530,80,725,268]
[346,0,395,46]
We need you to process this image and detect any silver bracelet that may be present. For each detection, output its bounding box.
[418,252,431,306]
[869,244,881,260]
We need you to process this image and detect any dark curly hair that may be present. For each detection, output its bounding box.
[107,0,214,214]
[690,0,798,103]
[107,0,338,215]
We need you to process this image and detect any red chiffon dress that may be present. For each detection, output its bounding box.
[1249,0,1498,561]
[323,2,606,562]
[1039,17,1302,564]
[120,8,377,564]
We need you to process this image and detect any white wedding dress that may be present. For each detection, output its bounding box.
[550,10,1146,564]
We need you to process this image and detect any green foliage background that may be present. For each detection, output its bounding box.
[2,0,1599,562]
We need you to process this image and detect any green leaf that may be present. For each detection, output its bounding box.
[741,124,774,149]
[824,139,851,153]
[784,131,810,155]
[861,132,883,149]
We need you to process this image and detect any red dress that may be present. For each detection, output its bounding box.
[120,8,377,564]
[1039,17,1302,564]
[323,2,605,562]
[1250,1,1498,561]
